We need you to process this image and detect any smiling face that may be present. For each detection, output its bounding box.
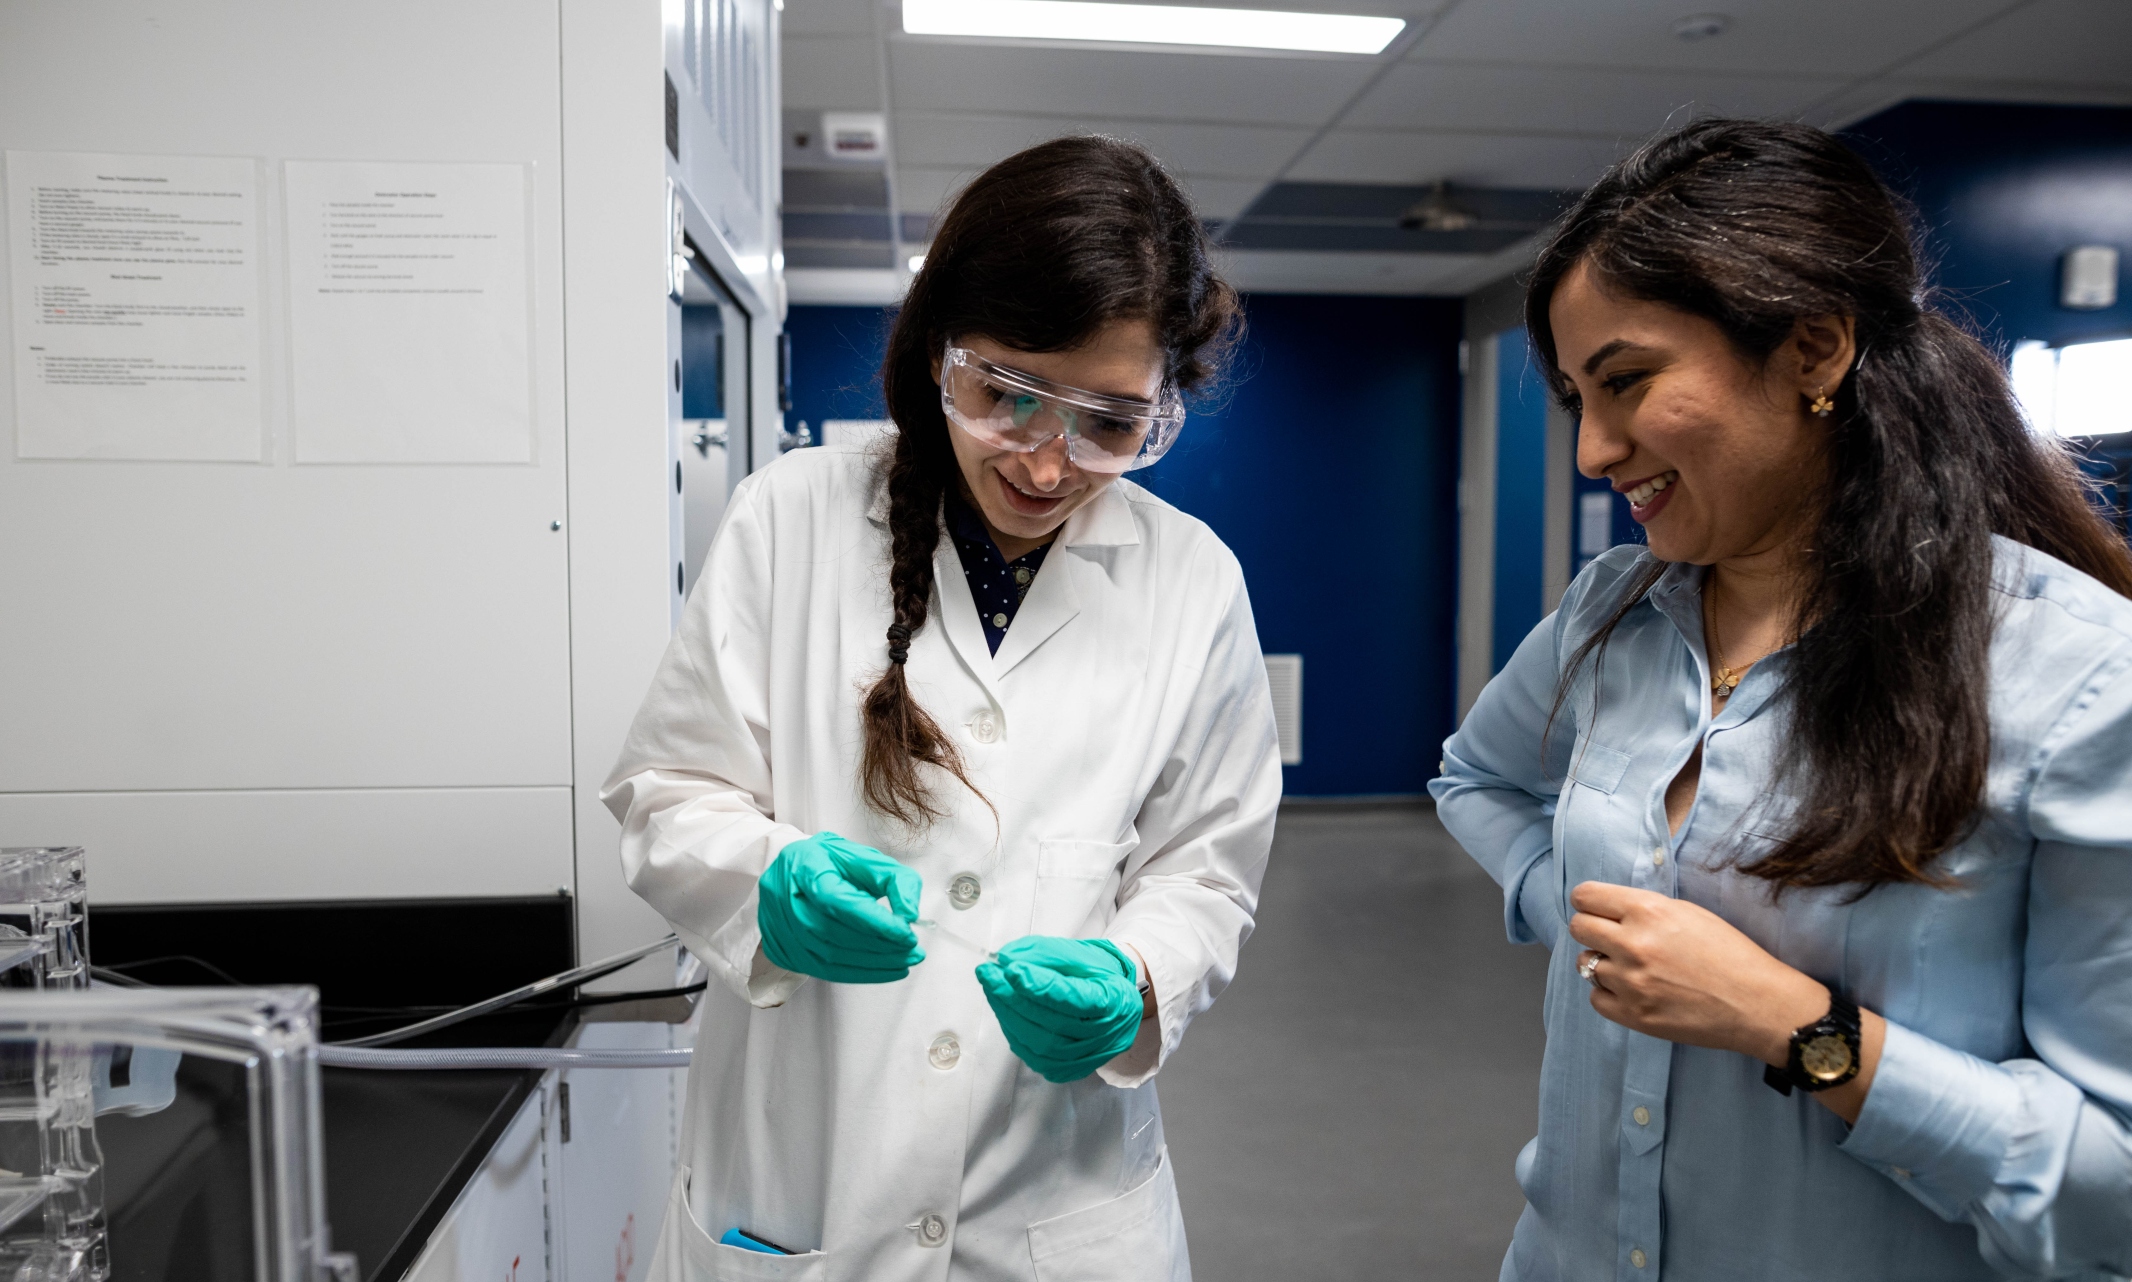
[937,318,1166,553]
[1547,260,1852,569]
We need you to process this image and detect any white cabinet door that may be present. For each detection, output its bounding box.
[556,1022,690,1282]
[401,1084,556,1282]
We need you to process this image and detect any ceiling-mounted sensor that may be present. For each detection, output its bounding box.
[1672,12,1731,40]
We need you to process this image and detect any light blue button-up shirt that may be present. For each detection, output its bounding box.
[1430,538,2132,1282]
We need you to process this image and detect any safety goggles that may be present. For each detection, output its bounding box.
[939,346,1185,474]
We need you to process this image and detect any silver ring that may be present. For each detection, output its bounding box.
[1577,951,1603,987]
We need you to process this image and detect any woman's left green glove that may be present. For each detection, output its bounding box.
[976,936,1144,1083]
[757,832,925,983]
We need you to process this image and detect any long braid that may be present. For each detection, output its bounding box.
[857,415,983,825]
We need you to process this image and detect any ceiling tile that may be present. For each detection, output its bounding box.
[781,0,879,37]
[892,112,1312,175]
[896,165,983,214]
[1178,175,1271,220]
[887,39,1376,124]
[1286,128,1622,187]
[1347,61,1844,134]
[896,165,1270,223]
[1896,0,2132,85]
[1810,79,2132,129]
[1410,0,2017,78]
[783,35,883,110]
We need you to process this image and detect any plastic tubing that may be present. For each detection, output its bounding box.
[333,933,684,1048]
[318,1045,693,1071]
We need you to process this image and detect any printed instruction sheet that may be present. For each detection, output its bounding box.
[284,161,532,463]
[6,150,265,461]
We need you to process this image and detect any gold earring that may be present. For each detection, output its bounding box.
[1809,386,1835,417]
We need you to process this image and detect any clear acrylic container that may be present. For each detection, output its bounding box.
[0,987,335,1282]
[0,849,90,992]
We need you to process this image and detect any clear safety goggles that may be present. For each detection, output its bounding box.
[939,346,1185,475]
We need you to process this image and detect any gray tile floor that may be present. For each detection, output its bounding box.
[1159,803,1550,1282]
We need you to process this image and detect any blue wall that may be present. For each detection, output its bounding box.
[1491,330,1550,671]
[1846,100,2132,534]
[784,304,892,435]
[785,295,1465,797]
[1846,100,2132,351]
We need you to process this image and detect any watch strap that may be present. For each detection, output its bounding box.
[1764,988,1862,1096]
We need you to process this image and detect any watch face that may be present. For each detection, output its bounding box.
[1800,1033,1854,1082]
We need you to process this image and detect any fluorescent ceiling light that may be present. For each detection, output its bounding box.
[902,0,1405,54]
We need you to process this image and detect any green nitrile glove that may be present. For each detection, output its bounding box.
[976,936,1143,1083]
[757,832,924,983]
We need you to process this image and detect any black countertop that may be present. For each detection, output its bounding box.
[88,897,583,1282]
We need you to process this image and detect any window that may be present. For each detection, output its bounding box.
[2011,337,2132,438]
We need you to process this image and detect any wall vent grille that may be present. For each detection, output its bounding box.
[1264,654,1303,766]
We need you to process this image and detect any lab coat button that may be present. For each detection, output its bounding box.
[928,1034,961,1070]
[916,1214,948,1247]
[972,715,999,744]
[1633,1106,1651,1126]
[1631,1248,1648,1269]
[948,873,982,910]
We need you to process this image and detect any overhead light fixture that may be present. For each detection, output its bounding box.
[902,0,1405,55]
[1398,180,1475,232]
[1671,12,1731,40]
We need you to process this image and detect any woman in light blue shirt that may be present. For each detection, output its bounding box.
[1432,118,2132,1281]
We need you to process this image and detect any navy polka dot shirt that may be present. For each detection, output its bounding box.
[945,490,1051,655]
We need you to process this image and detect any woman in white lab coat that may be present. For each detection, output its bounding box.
[602,136,1281,1282]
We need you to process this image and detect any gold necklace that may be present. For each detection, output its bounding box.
[1707,575,1741,698]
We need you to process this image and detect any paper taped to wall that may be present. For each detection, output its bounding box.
[6,150,266,461]
[284,160,533,464]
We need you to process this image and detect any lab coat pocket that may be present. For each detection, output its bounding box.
[1027,1148,1189,1282]
[652,1166,826,1282]
[1032,838,1134,937]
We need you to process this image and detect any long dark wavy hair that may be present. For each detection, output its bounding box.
[1529,118,2132,891]
[860,136,1240,826]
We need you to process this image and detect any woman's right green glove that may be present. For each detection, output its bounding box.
[756,832,925,983]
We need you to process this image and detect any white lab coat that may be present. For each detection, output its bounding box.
[601,444,1282,1282]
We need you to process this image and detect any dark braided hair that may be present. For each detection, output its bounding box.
[1528,118,2132,891]
[859,135,1239,826]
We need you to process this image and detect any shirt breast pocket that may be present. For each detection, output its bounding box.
[1566,738,1632,795]
[1031,839,1133,937]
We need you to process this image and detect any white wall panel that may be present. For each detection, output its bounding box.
[0,1,576,903]
[565,0,710,989]
[0,787,573,904]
